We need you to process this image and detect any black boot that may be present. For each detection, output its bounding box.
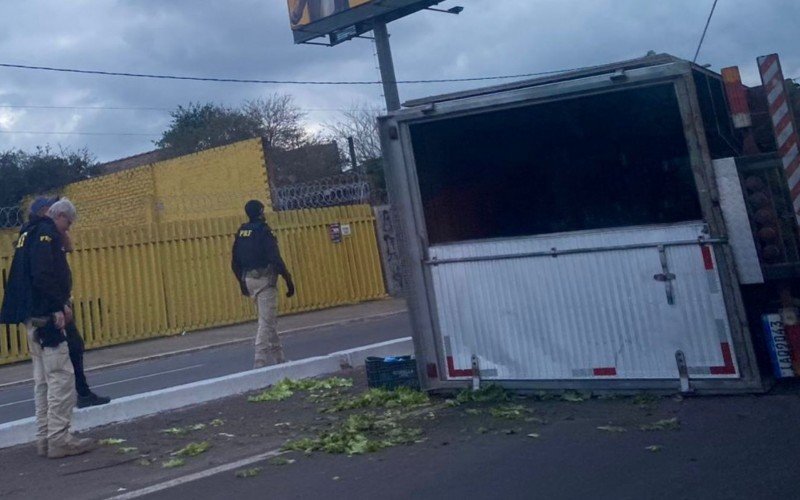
[77,392,111,408]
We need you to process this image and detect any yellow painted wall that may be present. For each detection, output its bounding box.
[0,138,387,364]
[152,138,271,223]
[62,164,156,227]
[59,138,270,229]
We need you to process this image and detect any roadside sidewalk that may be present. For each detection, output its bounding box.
[0,298,407,387]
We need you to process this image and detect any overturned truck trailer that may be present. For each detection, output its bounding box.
[379,54,770,394]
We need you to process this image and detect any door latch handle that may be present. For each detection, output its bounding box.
[657,245,676,305]
[653,273,676,282]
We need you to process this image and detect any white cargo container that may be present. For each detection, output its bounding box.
[379,54,768,393]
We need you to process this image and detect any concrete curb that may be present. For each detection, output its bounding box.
[0,337,413,450]
[0,309,408,390]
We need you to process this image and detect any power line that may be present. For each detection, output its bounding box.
[0,104,169,111]
[0,130,158,137]
[693,0,719,63]
[0,62,582,86]
[0,104,375,113]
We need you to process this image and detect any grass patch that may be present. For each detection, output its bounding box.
[116,447,138,454]
[174,441,211,457]
[268,457,296,466]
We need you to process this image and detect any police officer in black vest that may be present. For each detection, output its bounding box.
[231,200,295,368]
[11,197,110,409]
[1,198,96,457]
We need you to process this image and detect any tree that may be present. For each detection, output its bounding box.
[326,103,387,202]
[326,103,383,166]
[0,146,98,207]
[156,95,318,155]
[244,94,315,150]
[155,102,263,155]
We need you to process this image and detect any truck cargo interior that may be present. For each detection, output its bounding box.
[411,84,705,245]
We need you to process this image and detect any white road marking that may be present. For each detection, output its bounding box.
[0,365,204,409]
[92,364,204,389]
[0,398,32,409]
[107,448,284,499]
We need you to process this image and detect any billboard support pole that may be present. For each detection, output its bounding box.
[373,21,401,112]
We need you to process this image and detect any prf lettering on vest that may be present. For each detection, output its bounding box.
[39,235,52,243]
[239,230,253,237]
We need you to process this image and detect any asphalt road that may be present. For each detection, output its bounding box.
[0,312,411,423]
[143,392,800,500]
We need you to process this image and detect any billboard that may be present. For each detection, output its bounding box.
[287,0,443,45]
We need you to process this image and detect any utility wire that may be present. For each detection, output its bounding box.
[0,104,169,111]
[0,130,158,137]
[0,62,582,86]
[693,0,719,63]
[0,104,378,112]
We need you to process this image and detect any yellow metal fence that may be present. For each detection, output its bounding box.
[0,204,386,364]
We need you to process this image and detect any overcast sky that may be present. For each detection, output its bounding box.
[0,0,798,163]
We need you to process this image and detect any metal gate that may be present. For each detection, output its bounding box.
[426,222,739,381]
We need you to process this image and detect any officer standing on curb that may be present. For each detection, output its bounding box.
[0,198,95,458]
[20,197,111,409]
[231,200,295,368]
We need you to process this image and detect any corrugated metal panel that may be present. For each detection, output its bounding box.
[428,222,738,381]
[713,157,764,284]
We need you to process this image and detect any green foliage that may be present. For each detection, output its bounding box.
[248,377,353,403]
[489,404,530,420]
[322,387,429,413]
[597,425,627,433]
[0,147,98,207]
[639,418,680,431]
[267,457,296,466]
[282,412,422,456]
[632,393,660,406]
[155,102,263,155]
[98,438,126,445]
[236,467,263,478]
[162,458,185,469]
[174,441,211,457]
[455,384,511,404]
[156,95,315,155]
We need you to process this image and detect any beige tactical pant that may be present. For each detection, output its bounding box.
[245,268,285,368]
[26,325,76,447]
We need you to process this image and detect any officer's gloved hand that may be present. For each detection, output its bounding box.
[286,279,295,298]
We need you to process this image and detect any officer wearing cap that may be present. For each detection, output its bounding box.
[231,200,295,368]
[1,198,96,458]
[20,197,110,409]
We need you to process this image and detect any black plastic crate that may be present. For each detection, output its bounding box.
[365,355,419,390]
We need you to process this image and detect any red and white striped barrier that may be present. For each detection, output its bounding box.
[758,53,800,223]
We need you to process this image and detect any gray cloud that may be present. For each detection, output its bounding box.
[0,0,797,162]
